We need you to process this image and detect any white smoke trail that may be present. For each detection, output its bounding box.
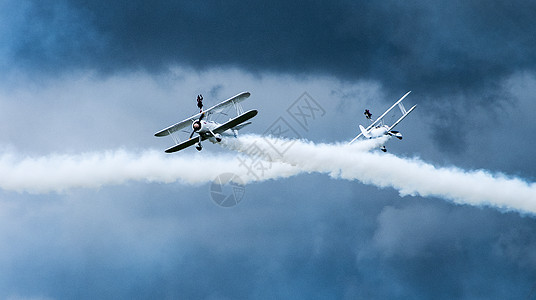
[0,135,382,194]
[1,135,535,215]
[223,134,536,214]
[0,149,298,193]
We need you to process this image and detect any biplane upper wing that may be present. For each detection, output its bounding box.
[204,91,251,116]
[213,109,258,134]
[154,92,251,137]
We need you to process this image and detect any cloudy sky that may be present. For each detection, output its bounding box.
[1,1,536,299]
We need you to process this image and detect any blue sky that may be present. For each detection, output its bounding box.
[1,1,536,299]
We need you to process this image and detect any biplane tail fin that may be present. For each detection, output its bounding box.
[359,125,371,139]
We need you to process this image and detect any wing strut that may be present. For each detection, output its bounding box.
[170,130,181,145]
[232,100,244,115]
[388,104,417,131]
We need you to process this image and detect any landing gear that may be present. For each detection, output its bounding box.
[380,146,387,152]
[196,143,203,151]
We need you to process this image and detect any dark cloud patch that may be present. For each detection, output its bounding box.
[8,1,101,74]
[5,0,534,153]
[5,0,536,97]
[361,202,536,299]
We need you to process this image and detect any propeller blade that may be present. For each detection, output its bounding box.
[188,113,205,139]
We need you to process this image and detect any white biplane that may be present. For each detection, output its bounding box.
[155,92,257,153]
[349,91,417,152]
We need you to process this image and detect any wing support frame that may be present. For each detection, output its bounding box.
[232,100,244,115]
[170,131,181,145]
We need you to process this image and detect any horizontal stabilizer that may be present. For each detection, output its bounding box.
[232,121,252,131]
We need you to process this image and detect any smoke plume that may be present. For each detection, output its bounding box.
[1,135,535,215]
[0,149,296,193]
[224,134,536,214]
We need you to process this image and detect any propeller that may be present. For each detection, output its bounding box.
[189,112,205,139]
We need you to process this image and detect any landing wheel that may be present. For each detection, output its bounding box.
[380,146,387,152]
[196,143,203,151]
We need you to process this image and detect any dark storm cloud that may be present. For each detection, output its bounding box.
[7,0,536,96]
[360,202,536,299]
[5,0,534,153]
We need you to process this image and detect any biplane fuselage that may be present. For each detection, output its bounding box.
[192,120,232,143]
[367,125,389,138]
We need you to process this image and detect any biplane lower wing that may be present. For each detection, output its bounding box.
[214,109,258,133]
[350,130,365,144]
[165,137,206,153]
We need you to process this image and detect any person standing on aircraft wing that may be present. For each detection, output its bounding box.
[197,94,203,112]
[364,109,372,120]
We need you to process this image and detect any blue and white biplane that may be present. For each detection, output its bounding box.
[155,92,257,153]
